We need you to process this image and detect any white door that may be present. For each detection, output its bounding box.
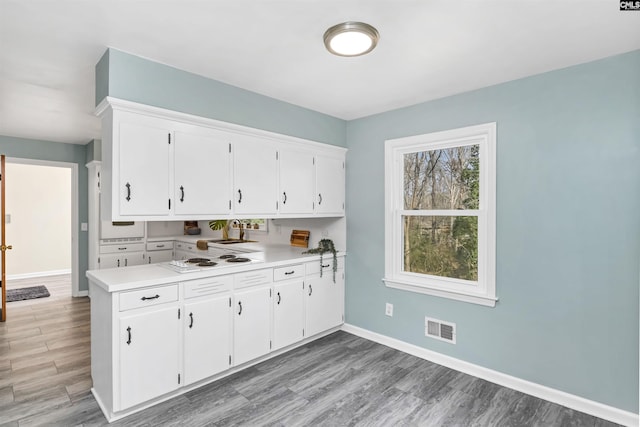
[118,306,180,410]
[0,155,8,322]
[305,271,344,337]
[273,280,304,350]
[118,120,171,216]
[315,155,345,215]
[233,286,271,365]
[278,149,314,215]
[233,136,278,215]
[174,128,231,215]
[184,294,232,385]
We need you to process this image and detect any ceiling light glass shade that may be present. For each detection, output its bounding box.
[323,22,379,57]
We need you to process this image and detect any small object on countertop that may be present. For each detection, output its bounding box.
[183,220,198,234]
[290,230,310,248]
[303,238,337,283]
[186,227,201,235]
[196,240,209,250]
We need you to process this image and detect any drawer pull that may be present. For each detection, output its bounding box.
[321,264,330,268]
[156,244,165,248]
[284,271,295,275]
[126,326,132,345]
[308,284,313,296]
[189,312,194,329]
[118,247,127,251]
[141,294,160,301]
[277,292,281,305]
[238,301,243,315]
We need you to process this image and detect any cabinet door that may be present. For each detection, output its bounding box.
[315,155,345,215]
[118,306,180,410]
[184,294,232,385]
[174,128,231,215]
[118,119,171,216]
[147,250,174,264]
[233,136,278,215]
[233,286,271,365]
[278,149,315,215]
[273,281,304,350]
[123,252,145,267]
[99,253,122,269]
[305,271,345,337]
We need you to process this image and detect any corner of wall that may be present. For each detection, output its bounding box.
[95,49,110,107]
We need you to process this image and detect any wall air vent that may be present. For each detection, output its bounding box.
[425,317,456,344]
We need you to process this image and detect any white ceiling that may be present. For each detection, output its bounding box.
[1,1,639,145]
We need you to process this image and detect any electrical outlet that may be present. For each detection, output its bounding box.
[385,303,393,317]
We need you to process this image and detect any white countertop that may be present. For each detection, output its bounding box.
[87,243,344,293]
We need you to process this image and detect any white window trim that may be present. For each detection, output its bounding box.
[383,123,497,307]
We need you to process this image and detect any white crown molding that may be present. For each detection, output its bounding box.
[342,323,638,427]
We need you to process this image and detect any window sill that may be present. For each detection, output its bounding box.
[383,278,497,307]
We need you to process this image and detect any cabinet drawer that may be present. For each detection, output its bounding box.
[175,242,196,252]
[306,257,344,275]
[119,284,179,311]
[235,269,272,289]
[146,241,173,251]
[273,264,304,281]
[101,243,146,254]
[184,276,233,299]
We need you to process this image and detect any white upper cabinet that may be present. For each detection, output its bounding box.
[278,149,315,215]
[315,154,345,215]
[174,127,231,216]
[233,135,278,215]
[98,98,346,220]
[118,115,171,217]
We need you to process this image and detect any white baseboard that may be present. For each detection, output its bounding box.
[6,269,71,280]
[73,290,89,297]
[342,323,638,427]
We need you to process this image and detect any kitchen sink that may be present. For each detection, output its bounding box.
[207,239,258,244]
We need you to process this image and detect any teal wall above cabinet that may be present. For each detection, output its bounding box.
[95,48,347,147]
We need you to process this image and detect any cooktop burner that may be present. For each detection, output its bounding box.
[198,261,217,267]
[186,257,211,263]
[218,254,236,259]
[226,257,251,263]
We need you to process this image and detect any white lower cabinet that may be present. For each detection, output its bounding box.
[273,264,305,350]
[118,305,181,411]
[146,249,173,264]
[305,261,345,337]
[183,294,232,385]
[99,243,146,269]
[88,255,345,422]
[146,241,174,264]
[233,285,272,366]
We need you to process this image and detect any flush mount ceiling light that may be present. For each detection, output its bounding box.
[323,21,379,57]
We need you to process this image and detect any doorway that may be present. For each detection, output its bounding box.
[3,158,79,301]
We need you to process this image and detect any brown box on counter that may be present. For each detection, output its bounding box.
[290,230,310,248]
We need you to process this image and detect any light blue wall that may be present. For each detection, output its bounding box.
[345,50,640,412]
[96,49,346,147]
[0,136,89,292]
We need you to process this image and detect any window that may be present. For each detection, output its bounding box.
[384,123,496,307]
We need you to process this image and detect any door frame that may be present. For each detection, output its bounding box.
[6,157,81,297]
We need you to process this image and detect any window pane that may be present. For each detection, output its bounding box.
[403,145,479,210]
[403,215,478,281]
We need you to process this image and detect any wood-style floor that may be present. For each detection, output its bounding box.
[1,275,620,426]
